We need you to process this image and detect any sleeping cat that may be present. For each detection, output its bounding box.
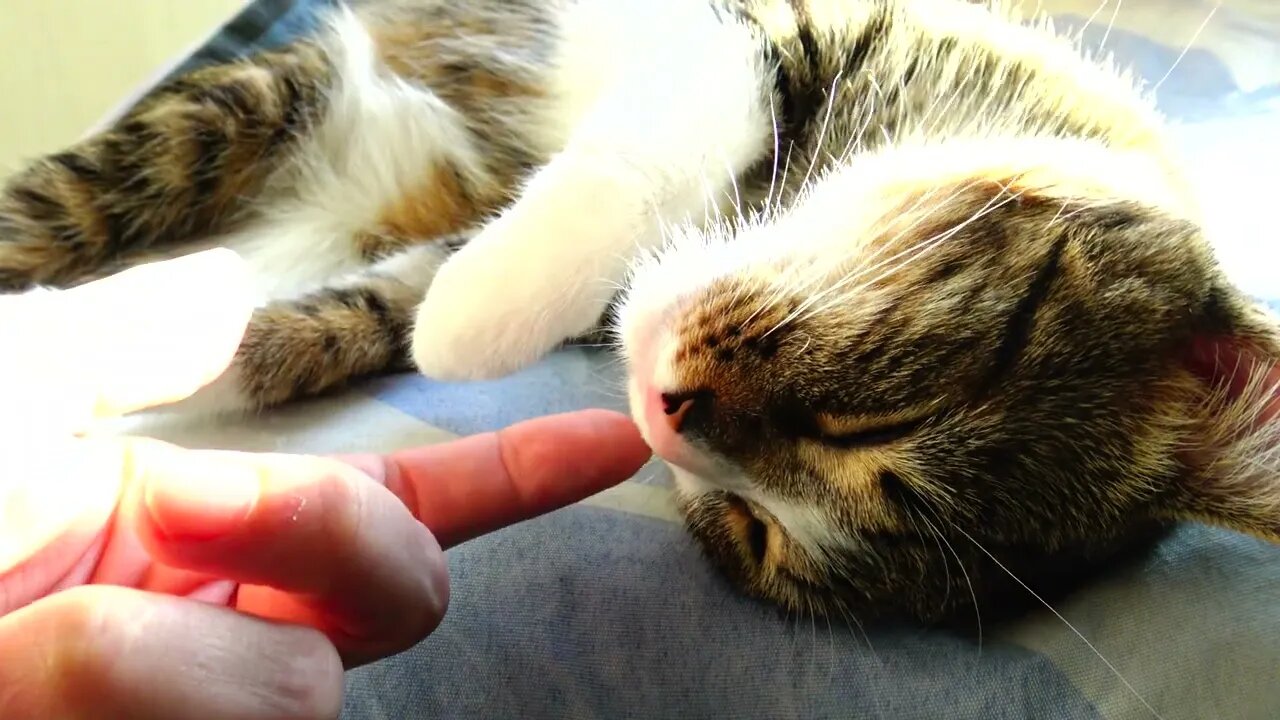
[2,0,1278,625]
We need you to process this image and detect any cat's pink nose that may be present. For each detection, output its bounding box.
[641,387,717,475]
[660,392,698,433]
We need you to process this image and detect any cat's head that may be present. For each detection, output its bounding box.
[616,138,1280,624]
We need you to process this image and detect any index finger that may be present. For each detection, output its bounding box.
[349,410,652,548]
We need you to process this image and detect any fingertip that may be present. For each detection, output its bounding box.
[499,409,653,494]
[559,408,654,479]
[368,410,653,549]
[597,409,654,463]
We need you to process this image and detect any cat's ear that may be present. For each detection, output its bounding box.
[1163,284,1280,543]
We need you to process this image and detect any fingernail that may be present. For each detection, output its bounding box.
[332,454,386,484]
[145,452,261,541]
[426,539,451,619]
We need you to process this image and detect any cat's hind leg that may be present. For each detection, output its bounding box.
[162,238,463,417]
[6,7,521,419]
[0,43,334,290]
[0,6,517,295]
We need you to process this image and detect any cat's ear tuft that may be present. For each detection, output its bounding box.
[1164,287,1280,543]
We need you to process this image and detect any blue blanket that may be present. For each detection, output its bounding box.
[134,2,1280,718]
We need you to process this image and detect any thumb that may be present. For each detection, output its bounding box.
[0,436,128,615]
[0,585,343,720]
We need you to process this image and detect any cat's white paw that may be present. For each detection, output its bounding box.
[411,229,609,381]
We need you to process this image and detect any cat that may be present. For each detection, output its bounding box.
[2,0,1278,626]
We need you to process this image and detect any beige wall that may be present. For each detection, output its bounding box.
[0,1,246,173]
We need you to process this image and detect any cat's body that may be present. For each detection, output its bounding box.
[4,0,1279,625]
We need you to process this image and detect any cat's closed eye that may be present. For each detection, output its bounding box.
[810,414,931,449]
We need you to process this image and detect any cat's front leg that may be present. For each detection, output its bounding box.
[410,0,773,381]
[411,150,667,380]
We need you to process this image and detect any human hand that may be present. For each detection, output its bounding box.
[0,250,651,720]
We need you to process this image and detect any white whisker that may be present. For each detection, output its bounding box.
[798,71,845,196]
[792,188,1026,327]
[1098,0,1122,51]
[948,523,1165,720]
[918,504,983,653]
[764,180,1012,336]
[906,511,954,610]
[758,179,970,333]
[1151,3,1219,94]
[764,95,784,211]
[1079,0,1113,41]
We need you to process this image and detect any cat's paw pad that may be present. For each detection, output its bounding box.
[411,245,604,381]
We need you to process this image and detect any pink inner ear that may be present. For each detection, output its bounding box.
[1187,336,1280,427]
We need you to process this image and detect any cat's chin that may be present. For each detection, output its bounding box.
[666,462,760,503]
[667,464,720,498]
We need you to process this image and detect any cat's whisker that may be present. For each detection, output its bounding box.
[823,558,880,660]
[724,159,745,220]
[581,352,627,380]
[797,71,846,198]
[1150,2,1219,94]
[946,522,1165,720]
[837,599,879,665]
[599,275,630,292]
[821,608,838,689]
[747,256,823,326]
[1098,0,1123,52]
[741,260,803,328]
[905,510,953,608]
[1079,0,1114,41]
[763,95,784,212]
[1045,198,1074,230]
[1047,196,1109,227]
[763,180,1000,335]
[917,504,983,653]
[753,223,851,311]
[808,595,819,666]
[909,69,952,138]
[808,599,839,688]
[694,166,717,227]
[795,332,813,354]
[835,82,880,164]
[587,375,628,397]
[775,141,797,213]
[921,77,965,138]
[836,178,972,274]
[787,205,1003,327]
[795,185,1029,324]
[753,179,963,331]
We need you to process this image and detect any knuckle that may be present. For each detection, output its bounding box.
[394,529,450,644]
[314,465,368,556]
[260,627,344,720]
[41,587,139,712]
[416,532,450,618]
